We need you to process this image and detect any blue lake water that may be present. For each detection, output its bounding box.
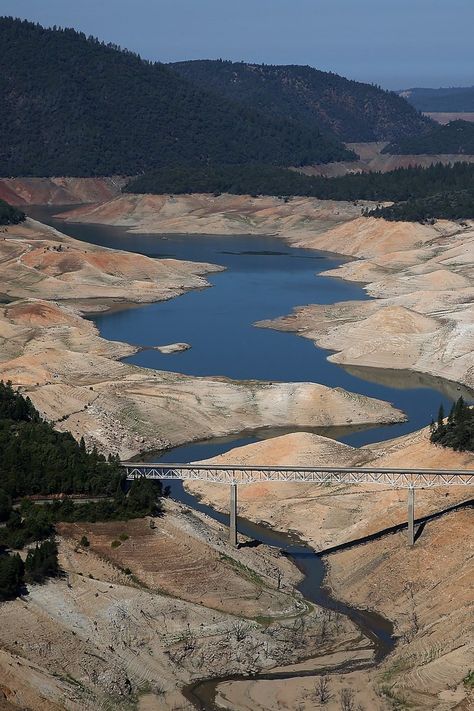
[30,208,473,454]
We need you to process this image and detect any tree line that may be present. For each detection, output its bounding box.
[125,161,474,222]
[384,120,474,155]
[171,59,433,142]
[0,17,353,176]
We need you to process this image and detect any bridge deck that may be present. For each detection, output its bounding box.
[123,463,474,489]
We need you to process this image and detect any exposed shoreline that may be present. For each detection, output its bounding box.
[0,215,406,460]
[56,192,474,391]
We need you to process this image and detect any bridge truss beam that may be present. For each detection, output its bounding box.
[123,464,474,489]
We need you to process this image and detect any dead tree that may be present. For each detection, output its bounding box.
[313,675,331,704]
[340,687,356,711]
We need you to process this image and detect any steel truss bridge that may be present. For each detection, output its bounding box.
[122,463,474,547]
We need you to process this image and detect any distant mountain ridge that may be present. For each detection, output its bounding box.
[170,60,434,142]
[400,87,474,113]
[0,17,353,176]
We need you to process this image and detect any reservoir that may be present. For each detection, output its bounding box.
[30,208,473,451]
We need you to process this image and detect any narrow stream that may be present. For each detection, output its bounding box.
[146,444,395,709]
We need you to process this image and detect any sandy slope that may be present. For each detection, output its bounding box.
[0,176,125,206]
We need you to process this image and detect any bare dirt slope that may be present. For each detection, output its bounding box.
[0,217,220,308]
[327,509,474,710]
[57,191,365,236]
[187,429,474,549]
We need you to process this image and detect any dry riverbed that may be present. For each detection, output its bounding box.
[0,498,357,710]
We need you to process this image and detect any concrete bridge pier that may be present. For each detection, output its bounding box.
[407,486,415,546]
[229,482,238,546]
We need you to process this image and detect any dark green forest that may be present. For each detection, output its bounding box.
[171,60,433,142]
[125,162,474,222]
[370,188,474,222]
[430,398,474,452]
[0,382,161,599]
[384,120,474,155]
[0,17,355,176]
[0,198,25,225]
[402,87,474,113]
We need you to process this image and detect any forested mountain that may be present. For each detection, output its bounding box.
[0,18,353,177]
[384,120,474,155]
[126,162,474,222]
[170,60,434,142]
[401,87,474,113]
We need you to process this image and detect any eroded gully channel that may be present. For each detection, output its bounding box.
[30,208,473,709]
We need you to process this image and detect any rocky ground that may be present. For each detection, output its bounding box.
[0,499,357,711]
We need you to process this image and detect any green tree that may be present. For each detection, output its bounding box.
[25,539,59,584]
[0,554,25,600]
[0,489,12,522]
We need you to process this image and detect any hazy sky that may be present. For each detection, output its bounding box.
[2,0,473,89]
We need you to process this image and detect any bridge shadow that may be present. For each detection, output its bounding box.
[319,498,473,556]
[414,520,427,543]
[237,539,262,549]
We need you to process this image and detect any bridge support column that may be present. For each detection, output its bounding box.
[407,486,415,546]
[229,482,238,547]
